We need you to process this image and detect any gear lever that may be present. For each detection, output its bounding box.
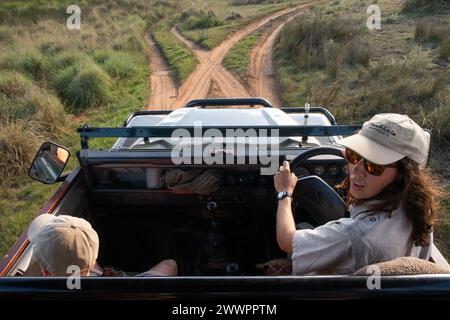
[202,201,228,274]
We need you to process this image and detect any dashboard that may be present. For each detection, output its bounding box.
[90,157,347,192]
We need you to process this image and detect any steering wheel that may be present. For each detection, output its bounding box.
[289,146,344,171]
[288,146,347,227]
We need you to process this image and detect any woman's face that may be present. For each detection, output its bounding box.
[348,159,398,200]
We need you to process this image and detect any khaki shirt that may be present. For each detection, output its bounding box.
[291,201,432,275]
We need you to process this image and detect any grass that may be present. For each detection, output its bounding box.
[64,63,113,112]
[182,23,243,49]
[178,0,309,49]
[223,32,261,77]
[152,24,198,83]
[274,0,450,260]
[222,10,291,80]
[415,21,450,61]
[179,9,224,31]
[402,0,450,15]
[0,0,181,258]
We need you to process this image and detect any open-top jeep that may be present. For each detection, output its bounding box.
[1,98,449,300]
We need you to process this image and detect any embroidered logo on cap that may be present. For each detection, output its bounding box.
[369,123,396,137]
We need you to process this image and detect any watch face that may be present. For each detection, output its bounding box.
[277,191,285,200]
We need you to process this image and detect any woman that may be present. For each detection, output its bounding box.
[274,113,440,275]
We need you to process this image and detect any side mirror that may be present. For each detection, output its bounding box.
[28,142,70,184]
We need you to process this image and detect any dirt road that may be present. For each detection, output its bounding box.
[171,26,250,103]
[147,2,316,110]
[247,10,307,107]
[145,34,178,109]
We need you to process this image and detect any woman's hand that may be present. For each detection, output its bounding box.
[274,160,298,193]
[274,161,298,254]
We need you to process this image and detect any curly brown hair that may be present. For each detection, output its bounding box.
[337,158,440,247]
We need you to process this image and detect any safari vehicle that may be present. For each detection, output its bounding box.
[1,98,449,300]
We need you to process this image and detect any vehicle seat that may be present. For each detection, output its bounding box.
[353,256,450,276]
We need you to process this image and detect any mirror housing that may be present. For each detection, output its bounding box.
[28,142,70,184]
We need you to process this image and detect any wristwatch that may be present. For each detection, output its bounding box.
[276,191,292,200]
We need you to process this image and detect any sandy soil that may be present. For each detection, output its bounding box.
[145,34,178,109]
[146,2,317,110]
[247,10,308,107]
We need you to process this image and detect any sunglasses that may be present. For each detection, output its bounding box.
[344,148,397,176]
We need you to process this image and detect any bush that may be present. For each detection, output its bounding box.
[0,71,31,99]
[101,52,137,79]
[111,34,145,51]
[403,0,450,14]
[345,37,371,67]
[0,26,12,43]
[52,65,78,95]
[225,11,242,21]
[275,13,370,73]
[230,0,269,4]
[39,41,64,56]
[93,49,113,64]
[52,51,91,69]
[64,64,112,112]
[17,49,49,82]
[0,72,66,131]
[440,40,450,61]
[415,22,450,61]
[180,10,223,30]
[0,121,41,181]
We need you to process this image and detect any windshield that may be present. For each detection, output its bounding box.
[112,136,335,151]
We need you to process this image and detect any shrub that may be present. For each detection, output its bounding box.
[0,26,12,43]
[0,120,41,181]
[275,13,370,73]
[415,22,450,61]
[52,51,91,69]
[17,49,49,82]
[225,11,242,21]
[403,0,450,14]
[230,0,268,4]
[439,40,450,61]
[64,64,112,112]
[39,41,64,56]
[0,71,31,99]
[111,34,145,51]
[102,52,137,79]
[52,65,77,96]
[345,37,371,67]
[93,49,113,64]
[0,72,66,131]
[180,10,223,30]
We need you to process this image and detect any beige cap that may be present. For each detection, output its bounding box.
[28,214,99,276]
[339,113,430,165]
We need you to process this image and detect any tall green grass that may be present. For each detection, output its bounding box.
[179,9,224,30]
[274,12,371,79]
[274,10,449,144]
[153,25,198,83]
[415,22,450,61]
[223,32,261,78]
[177,0,306,49]
[0,0,181,257]
[402,0,450,14]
